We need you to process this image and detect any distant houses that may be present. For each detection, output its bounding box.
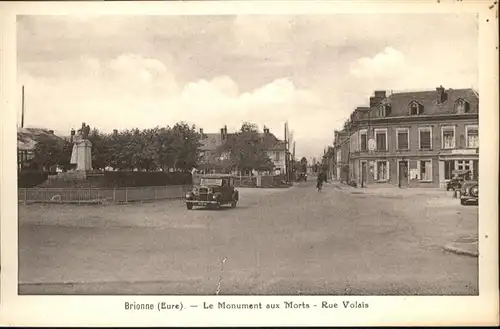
[332,86,479,188]
[17,127,65,171]
[197,125,288,176]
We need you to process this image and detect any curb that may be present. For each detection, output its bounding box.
[443,242,478,257]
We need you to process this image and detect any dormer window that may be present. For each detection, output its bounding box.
[409,101,424,115]
[455,98,470,113]
[382,104,391,117]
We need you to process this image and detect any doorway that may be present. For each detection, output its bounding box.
[398,160,409,188]
[361,161,367,187]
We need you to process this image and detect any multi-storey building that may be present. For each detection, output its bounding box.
[334,86,479,188]
[333,130,350,181]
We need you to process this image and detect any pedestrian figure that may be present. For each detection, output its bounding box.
[317,171,326,192]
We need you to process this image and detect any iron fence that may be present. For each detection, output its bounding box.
[18,185,192,204]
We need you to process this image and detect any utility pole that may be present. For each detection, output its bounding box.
[284,121,288,182]
[21,85,25,128]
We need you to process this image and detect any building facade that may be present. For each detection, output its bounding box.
[336,86,479,188]
[333,130,350,181]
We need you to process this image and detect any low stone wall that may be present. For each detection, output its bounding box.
[18,185,192,204]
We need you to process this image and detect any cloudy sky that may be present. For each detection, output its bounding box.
[17,14,478,159]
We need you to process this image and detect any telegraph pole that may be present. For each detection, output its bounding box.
[21,85,25,128]
[284,121,288,182]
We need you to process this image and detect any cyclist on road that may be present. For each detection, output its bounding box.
[316,171,327,191]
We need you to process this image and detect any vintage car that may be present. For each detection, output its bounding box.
[185,174,239,210]
[460,180,478,205]
[446,169,471,191]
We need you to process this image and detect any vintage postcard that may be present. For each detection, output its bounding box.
[0,0,498,327]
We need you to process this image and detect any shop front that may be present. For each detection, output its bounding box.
[438,149,479,188]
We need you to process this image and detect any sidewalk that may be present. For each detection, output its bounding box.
[443,234,479,257]
[329,181,452,198]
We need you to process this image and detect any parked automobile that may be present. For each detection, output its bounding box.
[185,174,239,210]
[446,169,471,191]
[460,180,478,205]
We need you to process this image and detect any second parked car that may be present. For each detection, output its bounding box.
[460,180,478,205]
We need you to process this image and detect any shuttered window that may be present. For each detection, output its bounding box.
[375,129,387,151]
[419,128,432,150]
[397,130,409,150]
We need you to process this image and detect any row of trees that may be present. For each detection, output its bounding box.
[25,122,282,174]
[26,122,203,172]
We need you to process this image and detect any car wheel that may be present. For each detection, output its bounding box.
[186,203,193,210]
[460,199,466,205]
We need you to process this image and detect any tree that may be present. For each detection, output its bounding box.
[219,122,274,174]
[31,135,66,172]
[167,122,202,172]
[88,128,111,170]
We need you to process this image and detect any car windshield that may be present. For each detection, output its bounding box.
[200,178,223,186]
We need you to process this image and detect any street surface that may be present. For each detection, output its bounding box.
[19,180,478,295]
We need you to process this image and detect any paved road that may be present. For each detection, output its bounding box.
[18,181,478,295]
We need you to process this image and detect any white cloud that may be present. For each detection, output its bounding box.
[19,54,329,157]
[349,47,407,79]
[16,14,479,160]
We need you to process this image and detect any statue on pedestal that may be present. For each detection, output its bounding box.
[70,122,92,172]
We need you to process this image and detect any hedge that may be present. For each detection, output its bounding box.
[18,171,49,188]
[87,171,193,188]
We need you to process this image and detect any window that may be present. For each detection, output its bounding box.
[359,129,367,151]
[444,160,454,180]
[409,101,423,115]
[378,104,391,117]
[419,127,432,150]
[455,99,470,113]
[466,125,478,148]
[396,128,409,150]
[375,129,388,151]
[456,160,471,171]
[418,160,433,181]
[374,161,389,181]
[275,151,280,161]
[441,126,455,149]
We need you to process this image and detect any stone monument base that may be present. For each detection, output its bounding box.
[70,139,93,172]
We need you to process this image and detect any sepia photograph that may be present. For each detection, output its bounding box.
[1,0,498,327]
[16,12,482,296]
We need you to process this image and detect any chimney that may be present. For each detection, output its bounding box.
[220,127,225,140]
[48,130,54,135]
[113,129,118,136]
[224,125,227,135]
[369,90,386,107]
[199,128,203,134]
[436,85,446,104]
